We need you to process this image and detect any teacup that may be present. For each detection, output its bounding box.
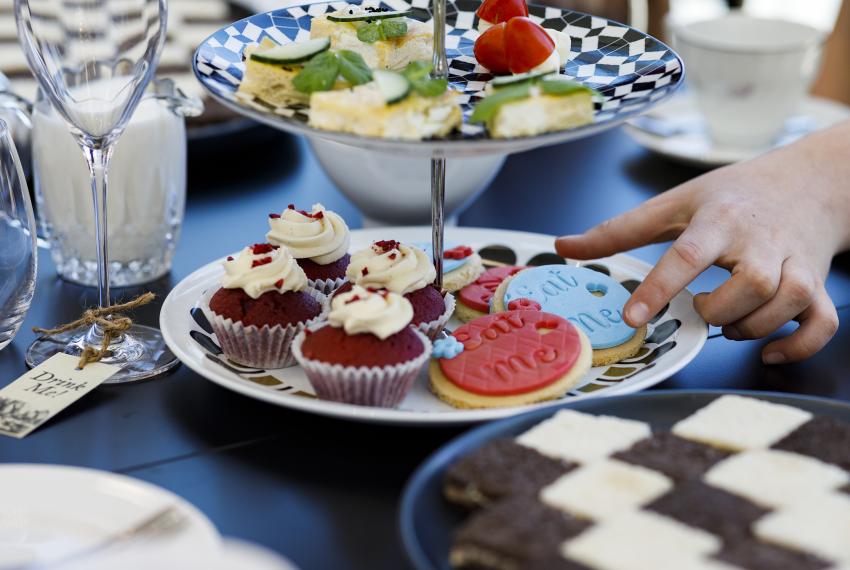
[673,13,825,149]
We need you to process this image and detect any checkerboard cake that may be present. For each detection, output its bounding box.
[444,395,850,570]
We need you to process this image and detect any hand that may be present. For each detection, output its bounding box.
[555,122,850,364]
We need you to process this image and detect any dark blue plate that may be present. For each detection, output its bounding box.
[398,389,850,570]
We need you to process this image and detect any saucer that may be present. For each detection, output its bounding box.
[624,93,850,168]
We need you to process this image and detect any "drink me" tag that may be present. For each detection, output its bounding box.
[0,353,119,438]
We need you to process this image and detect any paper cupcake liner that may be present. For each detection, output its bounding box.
[308,276,347,296]
[203,287,329,370]
[416,292,456,340]
[291,326,432,408]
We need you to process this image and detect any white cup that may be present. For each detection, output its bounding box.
[673,13,825,149]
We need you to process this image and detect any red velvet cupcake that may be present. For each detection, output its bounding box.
[344,240,455,339]
[266,203,350,294]
[292,286,432,407]
[204,243,328,369]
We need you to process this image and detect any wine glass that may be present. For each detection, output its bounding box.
[17,0,178,382]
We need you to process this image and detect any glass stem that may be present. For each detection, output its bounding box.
[83,145,114,313]
[431,156,446,290]
[431,0,448,79]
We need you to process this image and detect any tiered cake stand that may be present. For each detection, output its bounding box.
[192,0,684,283]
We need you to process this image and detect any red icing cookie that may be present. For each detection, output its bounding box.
[508,298,541,311]
[439,310,582,396]
[459,265,526,313]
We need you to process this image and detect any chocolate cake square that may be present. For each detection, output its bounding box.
[451,497,592,570]
[614,432,731,481]
[646,480,768,543]
[444,438,573,508]
[773,416,850,471]
[714,540,831,570]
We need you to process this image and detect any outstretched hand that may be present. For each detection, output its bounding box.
[555,122,850,364]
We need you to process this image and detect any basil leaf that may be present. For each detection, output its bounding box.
[539,78,595,97]
[337,50,372,85]
[470,83,531,123]
[410,77,447,97]
[381,18,408,39]
[402,60,432,82]
[293,51,340,93]
[356,22,381,43]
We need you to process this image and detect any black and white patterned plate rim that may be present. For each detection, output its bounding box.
[192,0,684,146]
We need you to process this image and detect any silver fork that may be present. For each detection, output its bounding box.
[17,505,187,570]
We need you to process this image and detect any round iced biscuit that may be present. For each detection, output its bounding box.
[429,326,592,409]
[492,273,647,366]
[453,299,487,323]
[442,253,485,293]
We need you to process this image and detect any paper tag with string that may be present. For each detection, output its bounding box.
[0,353,119,438]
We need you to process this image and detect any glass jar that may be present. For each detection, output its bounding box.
[32,79,202,287]
[0,118,36,351]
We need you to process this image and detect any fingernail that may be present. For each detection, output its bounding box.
[763,352,786,365]
[627,302,650,325]
[725,326,742,340]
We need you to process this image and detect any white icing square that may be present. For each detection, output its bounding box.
[540,459,673,520]
[755,493,850,564]
[672,395,811,450]
[516,409,651,464]
[705,449,849,508]
[562,510,722,570]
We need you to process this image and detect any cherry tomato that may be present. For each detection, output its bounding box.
[476,0,528,25]
[505,16,555,74]
[474,22,509,74]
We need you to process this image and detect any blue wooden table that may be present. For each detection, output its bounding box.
[1,125,849,569]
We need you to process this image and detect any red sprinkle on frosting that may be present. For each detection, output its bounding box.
[388,253,397,260]
[344,295,361,304]
[252,257,273,268]
[274,279,284,289]
[373,240,400,254]
[269,213,281,219]
[445,245,474,260]
[250,243,278,255]
[287,204,295,210]
[362,267,369,276]
[226,256,234,261]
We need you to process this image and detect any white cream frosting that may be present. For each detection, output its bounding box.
[221,244,308,299]
[266,203,350,265]
[329,285,414,339]
[346,240,437,295]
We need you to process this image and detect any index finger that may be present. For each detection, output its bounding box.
[624,219,728,327]
[555,193,688,260]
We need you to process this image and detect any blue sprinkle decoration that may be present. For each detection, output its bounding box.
[433,336,465,359]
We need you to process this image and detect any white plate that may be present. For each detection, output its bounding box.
[624,93,850,168]
[160,227,708,426]
[0,464,220,568]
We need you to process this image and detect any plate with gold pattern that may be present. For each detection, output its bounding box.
[160,227,707,426]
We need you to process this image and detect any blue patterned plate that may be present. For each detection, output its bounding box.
[399,390,850,568]
[159,227,707,426]
[192,0,683,156]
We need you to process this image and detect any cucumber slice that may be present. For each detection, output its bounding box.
[327,9,411,22]
[491,70,556,87]
[373,70,411,104]
[249,37,331,64]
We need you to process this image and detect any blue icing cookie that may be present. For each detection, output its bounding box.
[412,242,469,274]
[504,265,636,349]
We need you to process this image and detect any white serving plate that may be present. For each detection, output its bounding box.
[161,227,707,426]
[0,464,220,567]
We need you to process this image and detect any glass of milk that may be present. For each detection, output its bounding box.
[32,79,202,286]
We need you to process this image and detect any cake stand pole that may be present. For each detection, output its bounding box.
[431,0,448,289]
[431,154,446,289]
